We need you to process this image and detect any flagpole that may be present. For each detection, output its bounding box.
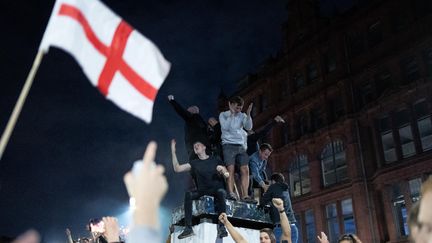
[0,50,45,161]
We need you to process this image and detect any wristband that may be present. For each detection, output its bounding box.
[279,209,285,213]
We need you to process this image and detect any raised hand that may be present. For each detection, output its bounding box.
[167,95,174,101]
[218,213,229,225]
[246,103,253,116]
[102,217,120,243]
[317,232,329,243]
[123,141,168,228]
[272,198,284,211]
[274,115,285,123]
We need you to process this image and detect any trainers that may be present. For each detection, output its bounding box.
[178,227,194,239]
[241,196,257,204]
[217,226,228,238]
[226,192,237,201]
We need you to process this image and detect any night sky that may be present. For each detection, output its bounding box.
[0,0,291,241]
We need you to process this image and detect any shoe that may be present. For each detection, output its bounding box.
[178,227,194,239]
[241,196,257,204]
[227,192,237,201]
[217,226,228,238]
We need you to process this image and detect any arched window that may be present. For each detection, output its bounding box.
[321,140,347,186]
[289,154,311,197]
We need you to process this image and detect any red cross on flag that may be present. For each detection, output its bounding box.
[39,0,171,123]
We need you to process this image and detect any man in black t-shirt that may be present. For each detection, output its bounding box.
[171,138,230,240]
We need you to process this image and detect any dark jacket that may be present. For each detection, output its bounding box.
[169,99,209,154]
[260,182,296,224]
[246,120,277,155]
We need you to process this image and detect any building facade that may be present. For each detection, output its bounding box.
[233,0,432,242]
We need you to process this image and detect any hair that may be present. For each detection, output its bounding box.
[421,175,432,196]
[337,233,358,243]
[259,228,276,243]
[271,173,285,183]
[229,96,244,106]
[259,143,273,152]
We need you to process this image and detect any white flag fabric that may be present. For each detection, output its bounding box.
[39,0,171,123]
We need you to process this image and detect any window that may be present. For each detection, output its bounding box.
[395,109,416,158]
[422,48,432,76]
[306,62,318,82]
[409,178,422,202]
[414,100,432,151]
[325,199,356,242]
[379,116,397,163]
[321,140,347,187]
[400,57,420,83]
[289,154,311,197]
[323,49,337,73]
[326,203,340,242]
[294,72,305,91]
[367,21,383,48]
[391,184,409,236]
[342,198,356,233]
[305,209,316,243]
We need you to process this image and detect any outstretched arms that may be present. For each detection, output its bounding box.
[218,213,248,243]
[171,139,191,172]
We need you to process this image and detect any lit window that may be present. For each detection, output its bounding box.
[379,116,397,163]
[326,203,340,242]
[305,209,316,243]
[321,140,347,187]
[391,184,409,236]
[395,109,416,158]
[342,198,356,233]
[409,178,422,202]
[289,154,311,197]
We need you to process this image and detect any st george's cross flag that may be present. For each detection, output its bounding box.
[39,0,171,123]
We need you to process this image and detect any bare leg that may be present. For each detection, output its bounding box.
[240,165,249,199]
[227,165,235,194]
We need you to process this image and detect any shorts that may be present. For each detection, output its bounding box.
[222,144,249,166]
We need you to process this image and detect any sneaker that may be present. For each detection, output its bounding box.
[226,192,237,201]
[217,226,228,238]
[178,227,194,239]
[241,196,257,204]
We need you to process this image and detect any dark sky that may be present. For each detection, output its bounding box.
[0,0,289,241]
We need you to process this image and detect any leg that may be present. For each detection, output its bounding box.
[213,188,228,238]
[183,191,201,227]
[227,165,235,195]
[178,191,202,239]
[240,165,250,199]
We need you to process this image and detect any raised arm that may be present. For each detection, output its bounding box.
[171,139,191,172]
[168,95,192,121]
[243,103,253,131]
[272,198,291,243]
[218,213,248,243]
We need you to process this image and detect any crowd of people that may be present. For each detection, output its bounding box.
[8,95,432,243]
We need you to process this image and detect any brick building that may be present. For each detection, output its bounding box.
[230,0,432,242]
